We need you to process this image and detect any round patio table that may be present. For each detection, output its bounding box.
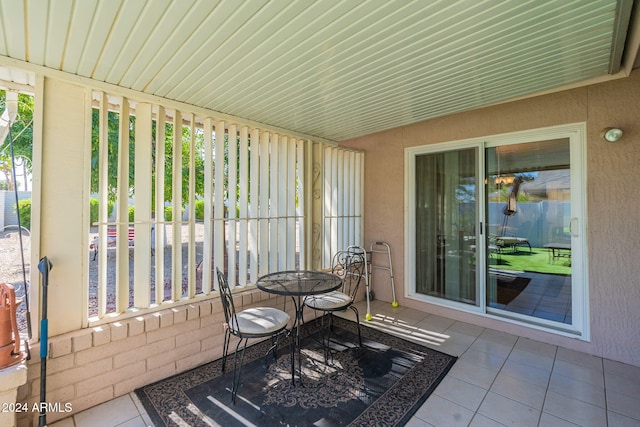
[256,270,342,386]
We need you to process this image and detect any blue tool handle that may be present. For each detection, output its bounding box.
[40,319,48,358]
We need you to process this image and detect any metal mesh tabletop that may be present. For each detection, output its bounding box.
[256,270,342,296]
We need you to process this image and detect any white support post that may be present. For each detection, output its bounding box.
[116,99,131,312]
[238,126,249,286]
[155,106,166,303]
[297,139,307,269]
[277,136,288,271]
[227,124,238,287]
[134,102,153,309]
[286,138,297,269]
[187,115,196,298]
[337,149,345,251]
[269,133,279,272]
[249,128,260,283]
[171,111,183,301]
[97,92,109,317]
[202,118,214,293]
[214,121,225,282]
[259,131,270,276]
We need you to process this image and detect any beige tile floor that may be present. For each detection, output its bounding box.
[51,299,640,427]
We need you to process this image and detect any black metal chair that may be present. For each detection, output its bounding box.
[216,268,290,404]
[304,248,365,362]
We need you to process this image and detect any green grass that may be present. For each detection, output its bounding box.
[489,247,571,275]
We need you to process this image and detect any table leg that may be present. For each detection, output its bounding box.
[289,295,304,387]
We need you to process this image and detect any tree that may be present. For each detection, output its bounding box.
[90,109,205,213]
[0,90,34,191]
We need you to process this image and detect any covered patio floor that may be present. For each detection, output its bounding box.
[50,299,640,427]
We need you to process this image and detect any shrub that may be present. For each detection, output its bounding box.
[128,205,135,223]
[89,198,115,227]
[195,200,205,221]
[15,199,31,230]
[164,205,185,221]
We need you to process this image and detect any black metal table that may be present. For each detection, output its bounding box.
[256,270,342,386]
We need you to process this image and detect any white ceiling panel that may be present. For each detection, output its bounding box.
[0,0,637,141]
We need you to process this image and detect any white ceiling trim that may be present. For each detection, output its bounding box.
[0,0,637,142]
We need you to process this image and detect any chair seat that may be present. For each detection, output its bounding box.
[305,291,351,311]
[230,307,290,336]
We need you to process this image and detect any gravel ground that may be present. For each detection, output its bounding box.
[0,226,31,333]
[2,222,298,334]
[1,224,208,333]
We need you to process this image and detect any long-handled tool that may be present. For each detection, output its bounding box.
[5,98,32,360]
[37,257,52,427]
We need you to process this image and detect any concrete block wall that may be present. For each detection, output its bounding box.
[15,289,293,426]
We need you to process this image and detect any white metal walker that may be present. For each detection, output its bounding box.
[349,242,398,321]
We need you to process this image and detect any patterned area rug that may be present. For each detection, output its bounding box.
[135,317,456,426]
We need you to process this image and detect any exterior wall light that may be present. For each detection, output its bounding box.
[601,127,623,142]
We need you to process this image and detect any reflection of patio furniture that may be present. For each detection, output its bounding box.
[496,236,531,253]
[544,243,571,260]
[496,176,531,253]
[217,269,290,404]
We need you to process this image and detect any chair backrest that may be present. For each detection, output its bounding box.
[331,248,366,299]
[216,268,238,332]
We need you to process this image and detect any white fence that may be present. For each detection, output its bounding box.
[0,190,30,229]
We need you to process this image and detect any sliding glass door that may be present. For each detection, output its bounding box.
[415,147,479,306]
[407,124,587,337]
[486,139,573,324]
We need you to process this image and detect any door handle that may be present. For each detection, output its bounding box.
[569,217,579,237]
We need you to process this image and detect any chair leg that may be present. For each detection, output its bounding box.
[221,329,231,372]
[349,306,362,347]
[263,330,285,367]
[322,313,332,364]
[231,338,248,404]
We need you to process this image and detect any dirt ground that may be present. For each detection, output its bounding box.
[0,226,31,333]
[0,224,209,333]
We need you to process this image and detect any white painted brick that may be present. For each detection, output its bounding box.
[202,333,226,356]
[50,336,72,358]
[144,313,161,332]
[242,292,252,307]
[46,353,75,375]
[159,311,174,328]
[48,357,113,392]
[175,325,212,348]
[147,341,200,371]
[172,306,188,323]
[176,350,215,373]
[187,304,201,320]
[146,318,199,344]
[47,384,75,404]
[113,363,176,397]
[201,300,214,316]
[92,326,111,346]
[126,317,145,336]
[64,387,114,417]
[110,322,128,341]
[113,336,175,369]
[200,313,220,329]
[75,361,145,396]
[74,334,146,366]
[72,332,92,351]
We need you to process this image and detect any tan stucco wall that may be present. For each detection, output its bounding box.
[341,70,640,367]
